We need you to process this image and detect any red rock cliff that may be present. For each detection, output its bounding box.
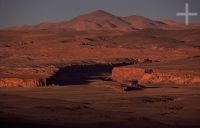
[112,67,200,85]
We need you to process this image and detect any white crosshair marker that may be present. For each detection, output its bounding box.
[176,3,198,25]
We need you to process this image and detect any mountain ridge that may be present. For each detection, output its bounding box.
[4,10,200,31]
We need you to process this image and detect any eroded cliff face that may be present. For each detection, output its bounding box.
[0,66,56,88]
[112,67,200,85]
[0,78,46,88]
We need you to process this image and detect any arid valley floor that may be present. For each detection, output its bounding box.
[0,10,200,128]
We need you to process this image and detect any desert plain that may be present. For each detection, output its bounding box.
[0,10,200,128]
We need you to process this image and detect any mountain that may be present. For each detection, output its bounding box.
[64,10,133,31]
[5,10,199,31]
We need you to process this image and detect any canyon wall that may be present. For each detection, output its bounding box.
[0,59,137,88]
[0,78,46,88]
[112,67,200,85]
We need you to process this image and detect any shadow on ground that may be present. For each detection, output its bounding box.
[46,64,114,85]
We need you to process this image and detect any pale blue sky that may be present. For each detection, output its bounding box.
[0,0,199,28]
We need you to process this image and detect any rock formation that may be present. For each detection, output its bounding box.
[0,78,46,88]
[0,59,137,88]
[112,58,200,85]
[112,67,200,85]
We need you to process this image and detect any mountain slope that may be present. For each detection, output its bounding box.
[122,15,163,29]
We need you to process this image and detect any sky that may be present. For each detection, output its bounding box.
[0,0,199,28]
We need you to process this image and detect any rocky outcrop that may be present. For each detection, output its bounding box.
[0,67,55,88]
[112,67,200,85]
[0,78,46,88]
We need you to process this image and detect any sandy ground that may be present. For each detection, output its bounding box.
[0,80,199,128]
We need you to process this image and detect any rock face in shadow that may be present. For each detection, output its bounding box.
[46,64,113,85]
[112,67,200,85]
[46,60,137,86]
